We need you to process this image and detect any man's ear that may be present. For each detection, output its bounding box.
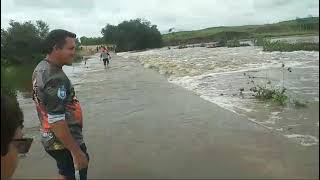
[51,45,56,52]
[53,45,59,52]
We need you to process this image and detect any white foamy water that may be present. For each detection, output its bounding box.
[118,37,319,146]
[62,54,109,85]
[284,134,319,146]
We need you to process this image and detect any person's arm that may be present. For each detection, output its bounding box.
[44,78,88,170]
[50,121,87,170]
[50,121,83,154]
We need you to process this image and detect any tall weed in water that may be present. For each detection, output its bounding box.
[243,64,306,106]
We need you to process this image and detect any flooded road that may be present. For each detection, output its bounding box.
[118,37,319,147]
[15,53,318,179]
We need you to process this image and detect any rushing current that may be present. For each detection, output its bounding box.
[118,36,319,146]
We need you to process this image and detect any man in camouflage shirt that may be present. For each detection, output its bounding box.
[32,29,89,180]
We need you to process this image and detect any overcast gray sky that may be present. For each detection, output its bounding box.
[1,0,319,37]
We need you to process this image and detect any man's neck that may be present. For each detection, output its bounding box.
[46,55,63,67]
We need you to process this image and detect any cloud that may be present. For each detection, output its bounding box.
[1,0,319,37]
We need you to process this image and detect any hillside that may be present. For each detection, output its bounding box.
[163,17,319,46]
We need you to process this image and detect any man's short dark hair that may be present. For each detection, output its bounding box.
[1,94,24,156]
[43,29,76,54]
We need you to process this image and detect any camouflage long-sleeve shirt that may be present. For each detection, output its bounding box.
[32,59,84,150]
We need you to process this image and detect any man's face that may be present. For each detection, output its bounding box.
[55,37,76,65]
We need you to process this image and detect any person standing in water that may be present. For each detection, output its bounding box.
[100,47,111,69]
[83,57,88,68]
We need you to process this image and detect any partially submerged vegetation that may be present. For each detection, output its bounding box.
[243,64,307,107]
[226,39,250,48]
[252,37,319,52]
[173,37,318,51]
[262,40,319,52]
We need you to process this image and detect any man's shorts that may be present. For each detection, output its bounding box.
[46,143,89,180]
[103,58,109,65]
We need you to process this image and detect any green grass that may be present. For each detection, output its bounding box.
[263,40,319,52]
[163,17,319,45]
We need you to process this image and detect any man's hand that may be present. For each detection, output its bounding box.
[50,120,89,170]
[72,150,88,170]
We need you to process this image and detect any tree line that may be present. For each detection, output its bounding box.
[1,20,49,65]
[1,20,82,66]
[79,37,103,46]
[2,18,163,66]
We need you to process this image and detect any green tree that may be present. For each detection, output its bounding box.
[79,36,103,45]
[101,19,162,52]
[36,20,49,39]
[1,20,49,65]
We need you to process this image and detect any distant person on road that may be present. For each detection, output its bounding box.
[100,46,111,69]
[83,57,88,68]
